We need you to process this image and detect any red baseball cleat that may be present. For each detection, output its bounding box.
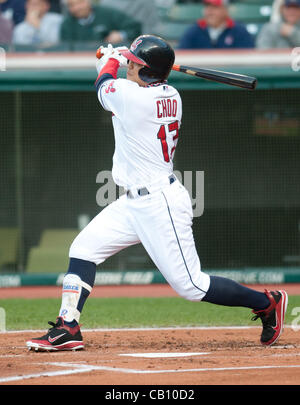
[26,317,84,351]
[252,290,288,346]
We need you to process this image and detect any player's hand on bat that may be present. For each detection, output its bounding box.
[96,45,128,73]
[111,47,129,68]
[95,44,114,73]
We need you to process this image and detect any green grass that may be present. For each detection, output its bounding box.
[1,296,300,331]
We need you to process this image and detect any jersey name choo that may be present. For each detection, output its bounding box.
[156,98,178,118]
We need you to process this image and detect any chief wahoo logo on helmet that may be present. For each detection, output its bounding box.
[119,35,175,83]
[130,39,142,51]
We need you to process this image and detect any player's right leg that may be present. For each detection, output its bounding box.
[26,195,140,351]
[202,276,288,345]
[128,179,288,346]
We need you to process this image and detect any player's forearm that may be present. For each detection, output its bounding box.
[94,58,120,92]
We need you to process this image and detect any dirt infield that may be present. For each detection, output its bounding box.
[0,327,300,385]
[0,283,300,386]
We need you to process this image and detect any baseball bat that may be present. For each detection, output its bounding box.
[172,64,257,90]
[96,49,257,90]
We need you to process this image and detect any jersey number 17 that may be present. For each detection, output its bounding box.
[157,121,179,163]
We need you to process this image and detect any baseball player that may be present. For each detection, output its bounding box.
[26,35,288,351]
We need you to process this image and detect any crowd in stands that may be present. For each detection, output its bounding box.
[178,0,255,49]
[0,0,299,50]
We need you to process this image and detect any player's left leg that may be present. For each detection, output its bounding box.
[26,195,140,351]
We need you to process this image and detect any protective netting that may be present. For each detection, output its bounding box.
[0,88,299,272]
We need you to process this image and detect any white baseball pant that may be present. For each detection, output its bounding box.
[69,178,210,301]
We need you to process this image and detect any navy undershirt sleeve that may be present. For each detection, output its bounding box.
[95,73,114,93]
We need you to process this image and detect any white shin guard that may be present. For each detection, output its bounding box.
[59,273,92,323]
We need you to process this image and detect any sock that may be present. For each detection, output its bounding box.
[202,276,270,311]
[64,319,78,327]
[59,258,96,324]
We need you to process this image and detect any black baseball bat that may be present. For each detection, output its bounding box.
[172,64,257,90]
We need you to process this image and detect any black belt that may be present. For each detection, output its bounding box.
[127,174,176,198]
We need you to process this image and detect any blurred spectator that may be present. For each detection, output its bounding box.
[0,0,26,25]
[60,0,141,44]
[256,0,300,49]
[13,0,63,46]
[0,10,13,43]
[100,0,161,35]
[178,0,254,49]
[270,0,283,23]
[50,0,61,13]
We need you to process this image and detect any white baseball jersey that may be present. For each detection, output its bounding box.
[97,78,182,190]
[65,75,210,320]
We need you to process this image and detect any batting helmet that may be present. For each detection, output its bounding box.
[119,35,175,84]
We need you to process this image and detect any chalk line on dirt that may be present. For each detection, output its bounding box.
[119,352,210,358]
[0,325,263,334]
[1,361,300,383]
